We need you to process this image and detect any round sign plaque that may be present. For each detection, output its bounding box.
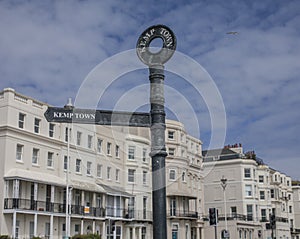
[136,24,177,66]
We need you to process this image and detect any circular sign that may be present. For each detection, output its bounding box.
[136,24,177,66]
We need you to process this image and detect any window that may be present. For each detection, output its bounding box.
[87,135,93,149]
[231,206,237,217]
[76,132,82,145]
[116,169,120,181]
[115,145,120,158]
[97,164,102,178]
[97,138,102,153]
[261,209,267,221]
[260,191,265,200]
[47,152,54,167]
[244,168,251,178]
[75,159,81,173]
[49,123,54,137]
[128,146,135,160]
[142,148,147,162]
[142,227,146,239]
[64,156,68,170]
[247,204,253,221]
[170,199,176,216]
[87,161,92,175]
[128,169,135,183]
[245,185,252,197]
[143,171,147,185]
[18,113,25,128]
[259,175,264,183]
[16,144,24,161]
[32,148,39,164]
[34,118,41,133]
[107,142,111,155]
[168,131,175,140]
[168,148,175,156]
[65,127,69,142]
[289,205,293,213]
[270,189,275,198]
[75,224,80,235]
[169,169,176,181]
[143,197,147,219]
[182,172,186,182]
[107,167,111,179]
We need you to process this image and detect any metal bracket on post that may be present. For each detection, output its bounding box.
[137,24,176,239]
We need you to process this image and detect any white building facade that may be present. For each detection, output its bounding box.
[0,88,204,239]
[202,146,298,239]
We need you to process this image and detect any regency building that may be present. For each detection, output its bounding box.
[202,145,299,239]
[0,88,204,239]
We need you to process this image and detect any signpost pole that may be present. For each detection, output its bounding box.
[149,64,167,239]
[136,24,176,239]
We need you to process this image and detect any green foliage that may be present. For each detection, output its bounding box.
[32,237,42,239]
[72,234,101,239]
[0,236,10,239]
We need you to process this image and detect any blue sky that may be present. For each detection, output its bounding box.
[0,0,299,179]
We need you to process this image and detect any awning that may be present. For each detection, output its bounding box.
[70,180,106,193]
[97,183,132,198]
[4,168,65,186]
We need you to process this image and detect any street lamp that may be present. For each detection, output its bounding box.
[220,176,228,231]
[64,98,73,239]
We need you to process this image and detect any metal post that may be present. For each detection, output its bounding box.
[214,225,218,239]
[136,24,176,239]
[149,64,167,239]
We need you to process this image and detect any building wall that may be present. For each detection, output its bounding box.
[0,88,204,239]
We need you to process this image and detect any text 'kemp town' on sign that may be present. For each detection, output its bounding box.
[44,107,151,127]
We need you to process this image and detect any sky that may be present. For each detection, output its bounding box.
[0,0,299,179]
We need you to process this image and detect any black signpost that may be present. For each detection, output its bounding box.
[45,25,176,239]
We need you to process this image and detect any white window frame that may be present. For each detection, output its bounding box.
[87,135,93,149]
[18,113,25,129]
[97,164,102,178]
[169,169,176,181]
[76,131,82,146]
[32,148,39,165]
[75,159,81,173]
[49,123,54,137]
[245,185,252,197]
[47,152,54,168]
[244,168,251,178]
[16,144,24,161]
[34,118,41,133]
[128,146,135,160]
[128,169,135,183]
[168,131,175,140]
[107,142,111,155]
[87,161,92,175]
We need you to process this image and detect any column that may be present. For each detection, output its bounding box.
[102,221,106,238]
[12,211,16,238]
[50,214,54,239]
[139,227,142,239]
[34,183,38,201]
[93,220,96,234]
[126,227,130,238]
[132,226,136,239]
[34,213,38,236]
[81,219,84,235]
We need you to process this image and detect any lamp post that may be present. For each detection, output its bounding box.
[64,98,73,239]
[220,176,228,232]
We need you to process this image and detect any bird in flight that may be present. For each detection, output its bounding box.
[226,31,238,35]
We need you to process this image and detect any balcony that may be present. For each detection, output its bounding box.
[3,198,152,221]
[167,209,198,219]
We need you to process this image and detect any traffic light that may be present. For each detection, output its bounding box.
[209,208,218,226]
[270,214,276,229]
